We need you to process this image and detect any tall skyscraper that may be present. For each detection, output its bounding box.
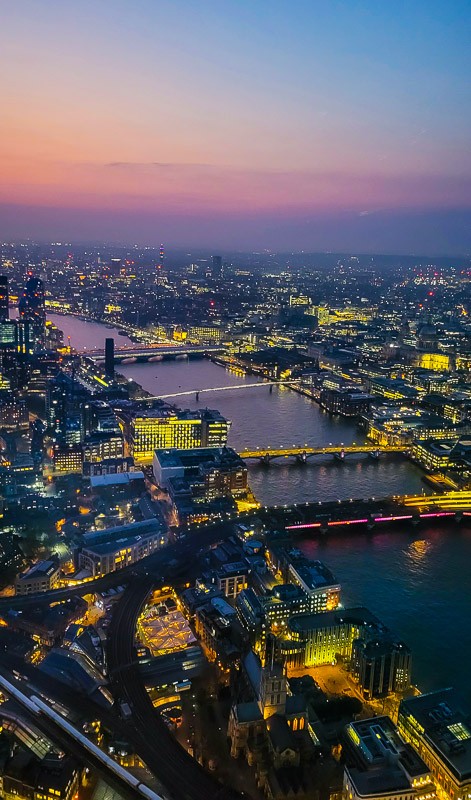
[19,275,45,321]
[0,276,8,320]
[19,275,45,349]
[105,337,115,378]
[212,255,223,277]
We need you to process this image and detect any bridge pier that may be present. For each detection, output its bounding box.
[261,454,271,465]
[368,449,380,460]
[296,451,307,464]
[334,450,345,462]
[195,391,199,401]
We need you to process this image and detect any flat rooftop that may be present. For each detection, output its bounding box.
[346,716,430,797]
[83,531,162,555]
[289,606,379,635]
[90,471,144,488]
[400,689,471,781]
[83,517,162,545]
[349,716,428,776]
[293,562,338,590]
[284,551,338,591]
[154,446,243,468]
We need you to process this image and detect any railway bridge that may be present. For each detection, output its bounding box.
[81,344,226,363]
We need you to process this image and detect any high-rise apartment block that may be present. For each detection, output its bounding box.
[0,275,9,320]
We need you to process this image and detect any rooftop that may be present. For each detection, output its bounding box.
[90,471,144,488]
[346,716,431,798]
[289,607,380,635]
[154,446,244,470]
[17,560,58,581]
[284,551,338,592]
[82,530,162,555]
[83,517,162,545]
[400,689,471,781]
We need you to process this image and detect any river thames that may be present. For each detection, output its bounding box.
[49,313,471,703]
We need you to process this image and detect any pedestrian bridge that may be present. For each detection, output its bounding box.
[142,380,298,401]
[238,444,405,462]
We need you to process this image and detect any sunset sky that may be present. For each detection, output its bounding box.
[1,0,471,253]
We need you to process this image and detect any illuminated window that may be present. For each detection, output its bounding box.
[448,723,471,741]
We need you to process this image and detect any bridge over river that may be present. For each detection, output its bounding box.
[238,444,405,462]
[82,343,225,363]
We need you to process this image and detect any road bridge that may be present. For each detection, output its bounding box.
[1,486,469,615]
[239,444,405,462]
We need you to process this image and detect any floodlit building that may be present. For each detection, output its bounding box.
[343,716,437,800]
[129,408,229,462]
[52,442,82,473]
[78,518,166,577]
[138,607,197,656]
[267,546,341,614]
[82,430,124,463]
[398,689,471,800]
[15,560,60,595]
[277,607,411,698]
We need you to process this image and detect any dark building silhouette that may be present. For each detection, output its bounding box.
[19,275,45,349]
[19,275,45,321]
[0,276,8,320]
[105,337,115,378]
[212,255,223,277]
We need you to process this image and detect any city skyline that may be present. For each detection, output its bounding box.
[1,239,471,799]
[1,3,471,794]
[2,0,471,254]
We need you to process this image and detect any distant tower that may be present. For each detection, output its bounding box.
[0,276,8,321]
[19,274,45,350]
[19,275,45,321]
[212,255,222,277]
[159,244,164,270]
[105,338,115,379]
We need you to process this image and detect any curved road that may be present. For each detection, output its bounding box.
[0,518,246,611]
[107,578,241,800]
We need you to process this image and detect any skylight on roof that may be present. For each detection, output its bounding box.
[447,723,471,741]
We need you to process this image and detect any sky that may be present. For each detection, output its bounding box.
[1,0,471,254]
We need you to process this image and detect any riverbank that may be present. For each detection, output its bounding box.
[50,313,428,504]
[44,313,471,704]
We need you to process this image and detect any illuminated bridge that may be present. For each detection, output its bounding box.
[238,444,406,462]
[81,344,226,363]
[142,380,299,401]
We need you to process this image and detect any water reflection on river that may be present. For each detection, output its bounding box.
[119,358,426,506]
[48,314,469,701]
